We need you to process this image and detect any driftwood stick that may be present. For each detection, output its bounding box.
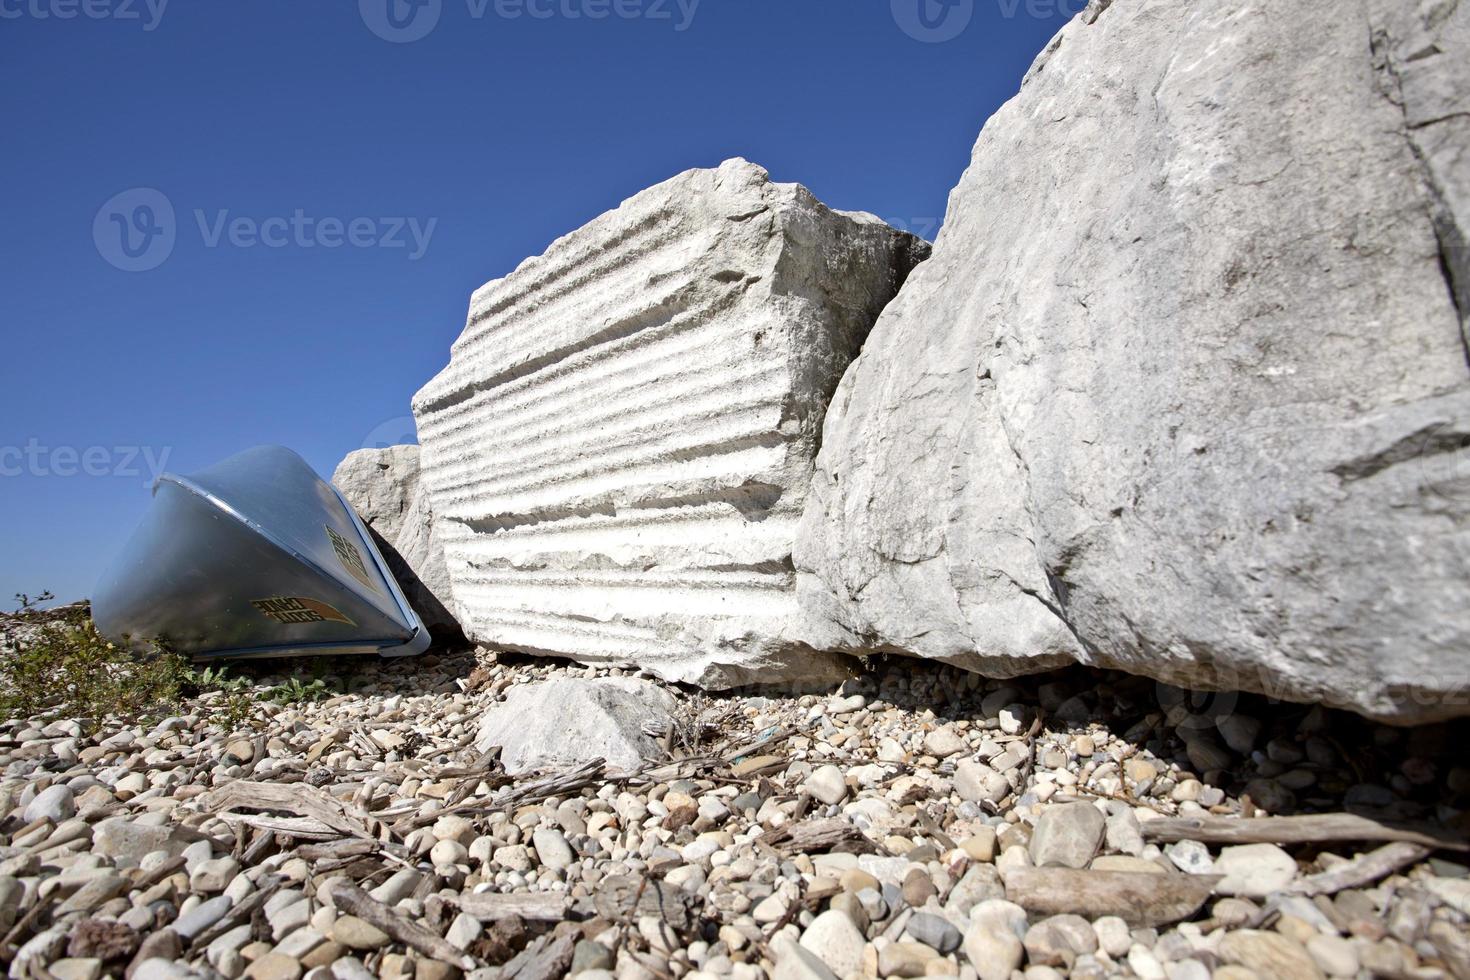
[298,838,380,862]
[450,892,570,923]
[199,781,391,842]
[216,812,338,840]
[329,881,476,970]
[1002,867,1221,928]
[501,933,575,980]
[762,818,885,856]
[1141,814,1467,852]
[1289,842,1433,896]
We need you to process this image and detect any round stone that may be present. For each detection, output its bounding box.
[330,916,389,951]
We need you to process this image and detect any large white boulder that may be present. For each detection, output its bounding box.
[333,445,461,642]
[414,159,928,687]
[796,0,1470,721]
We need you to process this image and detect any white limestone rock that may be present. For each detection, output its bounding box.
[475,677,678,775]
[796,0,1470,722]
[333,445,461,642]
[414,158,928,687]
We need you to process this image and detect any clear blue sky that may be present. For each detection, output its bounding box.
[1,0,1078,605]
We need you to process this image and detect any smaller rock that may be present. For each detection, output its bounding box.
[1023,914,1097,967]
[532,827,574,871]
[48,959,103,980]
[901,868,937,907]
[429,839,468,867]
[923,727,966,758]
[961,828,997,863]
[963,923,1023,980]
[997,705,1026,735]
[330,916,389,951]
[1217,715,1262,754]
[173,896,233,940]
[1029,803,1105,869]
[24,784,76,823]
[190,857,240,893]
[799,910,865,977]
[1214,843,1298,898]
[905,912,961,955]
[876,941,937,978]
[1164,840,1213,875]
[1218,930,1323,980]
[1104,809,1144,857]
[1306,934,1358,977]
[1092,916,1131,958]
[245,952,303,980]
[572,940,614,973]
[954,761,1009,804]
[805,765,849,806]
[772,937,839,980]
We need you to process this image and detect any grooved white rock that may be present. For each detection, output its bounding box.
[333,445,460,641]
[414,158,928,686]
[796,0,1470,721]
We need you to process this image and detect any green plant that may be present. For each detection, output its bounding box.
[0,593,190,726]
[262,676,330,705]
[211,689,259,731]
[184,663,251,695]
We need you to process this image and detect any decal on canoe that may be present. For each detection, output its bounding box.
[326,524,379,592]
[251,596,356,627]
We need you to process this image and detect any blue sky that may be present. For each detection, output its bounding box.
[0,0,1078,605]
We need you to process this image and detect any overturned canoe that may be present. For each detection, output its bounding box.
[94,446,430,660]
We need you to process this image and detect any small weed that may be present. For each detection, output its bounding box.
[263,676,331,705]
[3,595,355,729]
[184,663,251,695]
[0,593,190,727]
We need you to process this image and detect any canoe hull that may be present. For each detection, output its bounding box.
[94,446,430,660]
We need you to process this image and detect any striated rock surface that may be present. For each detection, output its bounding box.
[414,158,929,687]
[797,0,1470,721]
[333,445,462,643]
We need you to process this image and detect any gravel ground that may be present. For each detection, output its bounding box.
[2,647,1469,980]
